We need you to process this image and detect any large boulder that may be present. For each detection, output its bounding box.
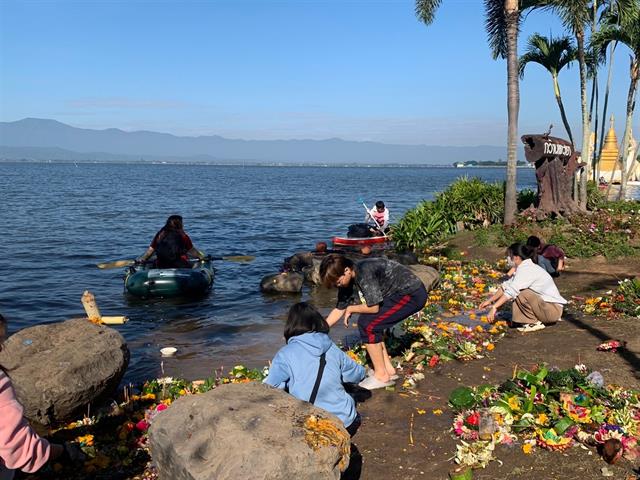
[149,382,350,480]
[407,264,440,292]
[303,257,323,286]
[260,272,304,293]
[0,318,129,426]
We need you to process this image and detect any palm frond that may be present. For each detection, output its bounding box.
[519,32,576,77]
[485,0,510,59]
[415,0,444,26]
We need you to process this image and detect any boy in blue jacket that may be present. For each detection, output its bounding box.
[264,302,365,434]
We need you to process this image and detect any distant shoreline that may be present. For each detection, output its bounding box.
[0,159,534,169]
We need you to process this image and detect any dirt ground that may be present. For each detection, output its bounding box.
[342,249,640,480]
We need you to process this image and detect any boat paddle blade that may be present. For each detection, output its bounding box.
[97,259,135,269]
[216,255,255,262]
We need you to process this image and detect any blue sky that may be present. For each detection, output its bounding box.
[0,0,637,147]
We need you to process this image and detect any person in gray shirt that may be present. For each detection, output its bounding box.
[320,255,427,390]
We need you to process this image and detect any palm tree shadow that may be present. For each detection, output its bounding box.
[565,312,640,379]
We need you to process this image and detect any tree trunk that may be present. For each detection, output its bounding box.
[618,60,639,199]
[576,29,589,210]
[552,74,574,145]
[504,0,519,225]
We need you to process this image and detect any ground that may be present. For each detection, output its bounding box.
[343,247,640,480]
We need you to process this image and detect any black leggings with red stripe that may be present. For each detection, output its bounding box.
[357,285,428,343]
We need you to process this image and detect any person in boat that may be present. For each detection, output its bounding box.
[479,243,567,333]
[365,201,389,236]
[137,215,205,268]
[319,254,427,390]
[263,302,365,435]
[0,314,67,479]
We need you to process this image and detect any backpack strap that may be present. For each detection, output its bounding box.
[308,352,327,405]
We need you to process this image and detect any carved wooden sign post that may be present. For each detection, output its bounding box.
[521,134,585,216]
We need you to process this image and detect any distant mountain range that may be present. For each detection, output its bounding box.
[0,118,513,165]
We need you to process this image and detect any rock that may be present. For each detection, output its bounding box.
[303,257,323,286]
[284,252,314,273]
[260,272,304,293]
[407,264,440,292]
[0,318,129,426]
[385,251,419,265]
[149,382,350,480]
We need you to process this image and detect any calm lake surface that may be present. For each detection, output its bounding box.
[0,162,634,382]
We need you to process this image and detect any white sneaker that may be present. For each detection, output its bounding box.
[358,375,395,390]
[516,322,545,333]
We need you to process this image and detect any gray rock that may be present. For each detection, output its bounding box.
[149,382,350,480]
[407,264,440,292]
[260,272,304,293]
[0,318,129,426]
[303,257,323,286]
[385,251,419,265]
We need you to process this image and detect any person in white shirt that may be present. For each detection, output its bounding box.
[365,201,389,235]
[479,243,567,333]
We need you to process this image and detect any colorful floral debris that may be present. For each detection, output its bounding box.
[447,364,640,468]
[576,278,640,318]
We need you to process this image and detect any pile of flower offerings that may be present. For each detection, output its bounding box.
[576,277,640,319]
[447,364,640,469]
[385,258,508,388]
[26,366,268,479]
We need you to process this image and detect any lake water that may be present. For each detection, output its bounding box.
[0,162,634,383]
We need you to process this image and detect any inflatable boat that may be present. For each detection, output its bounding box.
[124,259,214,298]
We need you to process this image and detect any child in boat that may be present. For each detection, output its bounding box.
[0,315,66,479]
[365,201,389,235]
[263,302,365,435]
[320,254,427,390]
[137,215,205,268]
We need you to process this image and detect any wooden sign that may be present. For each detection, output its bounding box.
[521,134,584,215]
[521,134,574,163]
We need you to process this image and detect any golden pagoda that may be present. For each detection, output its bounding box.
[599,115,620,180]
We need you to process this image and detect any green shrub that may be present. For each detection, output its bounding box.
[517,188,537,211]
[391,200,454,250]
[587,180,606,210]
[434,177,504,229]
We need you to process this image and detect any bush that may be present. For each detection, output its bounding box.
[517,188,537,211]
[587,180,606,210]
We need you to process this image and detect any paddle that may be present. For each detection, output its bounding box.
[97,255,255,269]
[358,198,384,231]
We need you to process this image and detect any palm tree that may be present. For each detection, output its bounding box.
[519,33,577,144]
[592,3,640,198]
[416,0,534,224]
[536,0,637,208]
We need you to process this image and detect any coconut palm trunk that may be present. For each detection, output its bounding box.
[552,74,575,145]
[504,0,520,224]
[619,59,638,197]
[577,29,590,210]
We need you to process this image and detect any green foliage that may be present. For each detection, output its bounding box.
[586,180,606,210]
[449,386,477,409]
[392,177,505,250]
[517,188,537,211]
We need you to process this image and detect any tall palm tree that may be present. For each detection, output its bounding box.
[519,33,577,144]
[536,0,637,207]
[592,3,640,197]
[416,0,535,224]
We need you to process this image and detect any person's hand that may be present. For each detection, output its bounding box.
[487,306,497,323]
[479,300,492,310]
[343,307,352,327]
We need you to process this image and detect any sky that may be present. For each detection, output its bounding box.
[0,0,638,147]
